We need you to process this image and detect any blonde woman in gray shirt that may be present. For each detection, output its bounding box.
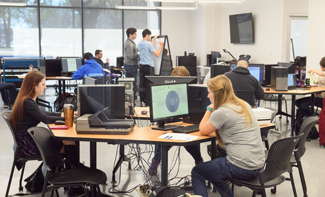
[191,75,265,197]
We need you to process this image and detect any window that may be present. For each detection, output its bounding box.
[0,0,161,58]
[0,7,39,56]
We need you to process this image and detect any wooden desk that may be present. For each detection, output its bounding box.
[263,86,325,135]
[50,123,216,195]
[132,106,150,119]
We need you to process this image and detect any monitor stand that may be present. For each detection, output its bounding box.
[151,121,182,131]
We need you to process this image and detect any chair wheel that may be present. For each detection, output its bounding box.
[19,186,23,191]
[271,188,276,194]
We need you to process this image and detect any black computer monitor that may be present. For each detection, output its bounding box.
[149,83,189,130]
[42,59,62,77]
[248,64,264,84]
[210,64,230,78]
[60,57,82,74]
[211,51,219,64]
[230,62,237,71]
[78,84,125,119]
[144,76,197,106]
[183,84,209,124]
[278,62,295,74]
[116,57,124,68]
[264,64,277,86]
[84,76,107,85]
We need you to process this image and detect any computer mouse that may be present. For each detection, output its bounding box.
[266,88,270,91]
[141,110,147,115]
[55,120,65,125]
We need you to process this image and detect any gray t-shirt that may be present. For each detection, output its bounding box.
[209,103,265,170]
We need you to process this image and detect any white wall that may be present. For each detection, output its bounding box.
[307,0,325,77]
[161,0,309,66]
[161,3,190,67]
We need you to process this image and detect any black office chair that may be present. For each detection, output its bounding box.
[2,112,42,197]
[234,90,255,107]
[223,134,302,197]
[27,126,107,197]
[36,97,53,112]
[291,116,318,197]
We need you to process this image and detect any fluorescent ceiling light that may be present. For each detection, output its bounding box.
[147,0,244,3]
[116,4,198,10]
[0,2,27,6]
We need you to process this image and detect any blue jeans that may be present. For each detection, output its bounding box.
[191,157,261,197]
[124,63,138,85]
[153,144,203,163]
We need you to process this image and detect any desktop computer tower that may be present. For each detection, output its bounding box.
[210,64,230,78]
[271,66,288,91]
[118,77,135,116]
[177,55,197,76]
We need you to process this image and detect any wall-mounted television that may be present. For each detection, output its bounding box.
[229,12,254,44]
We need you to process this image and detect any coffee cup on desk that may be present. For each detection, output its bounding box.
[64,104,74,127]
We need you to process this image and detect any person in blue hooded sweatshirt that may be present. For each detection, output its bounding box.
[72,52,104,80]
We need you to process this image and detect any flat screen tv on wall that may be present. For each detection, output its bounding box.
[229,12,254,44]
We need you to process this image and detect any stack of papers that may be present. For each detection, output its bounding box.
[158,133,199,141]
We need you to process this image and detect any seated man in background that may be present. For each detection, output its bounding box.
[72,52,104,80]
[224,60,264,106]
[94,49,110,69]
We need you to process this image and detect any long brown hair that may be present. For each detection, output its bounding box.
[10,70,45,130]
[207,75,252,127]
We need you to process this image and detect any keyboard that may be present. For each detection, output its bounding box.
[172,124,200,134]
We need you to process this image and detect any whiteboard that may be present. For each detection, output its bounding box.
[152,37,164,75]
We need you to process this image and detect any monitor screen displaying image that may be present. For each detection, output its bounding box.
[248,64,264,84]
[150,83,189,123]
[61,57,82,73]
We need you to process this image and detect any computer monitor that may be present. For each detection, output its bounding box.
[278,62,295,74]
[144,76,197,106]
[183,84,209,124]
[78,84,125,119]
[264,64,277,86]
[61,57,82,74]
[84,75,107,85]
[287,73,296,89]
[41,59,62,77]
[149,83,189,130]
[116,57,124,68]
[230,63,237,71]
[248,64,264,84]
[210,64,230,78]
[211,51,219,64]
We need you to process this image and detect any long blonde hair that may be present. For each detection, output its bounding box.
[207,75,252,127]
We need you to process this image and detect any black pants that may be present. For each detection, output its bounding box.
[139,64,154,104]
[0,82,17,104]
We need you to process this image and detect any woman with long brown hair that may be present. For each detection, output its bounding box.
[191,75,265,197]
[10,70,79,167]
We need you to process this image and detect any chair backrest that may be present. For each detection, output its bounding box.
[234,90,255,106]
[2,112,18,152]
[259,134,302,184]
[27,127,62,173]
[295,116,319,159]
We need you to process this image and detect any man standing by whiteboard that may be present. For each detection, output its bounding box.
[124,28,139,85]
[138,29,163,105]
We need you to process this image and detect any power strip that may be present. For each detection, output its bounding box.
[136,187,152,197]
